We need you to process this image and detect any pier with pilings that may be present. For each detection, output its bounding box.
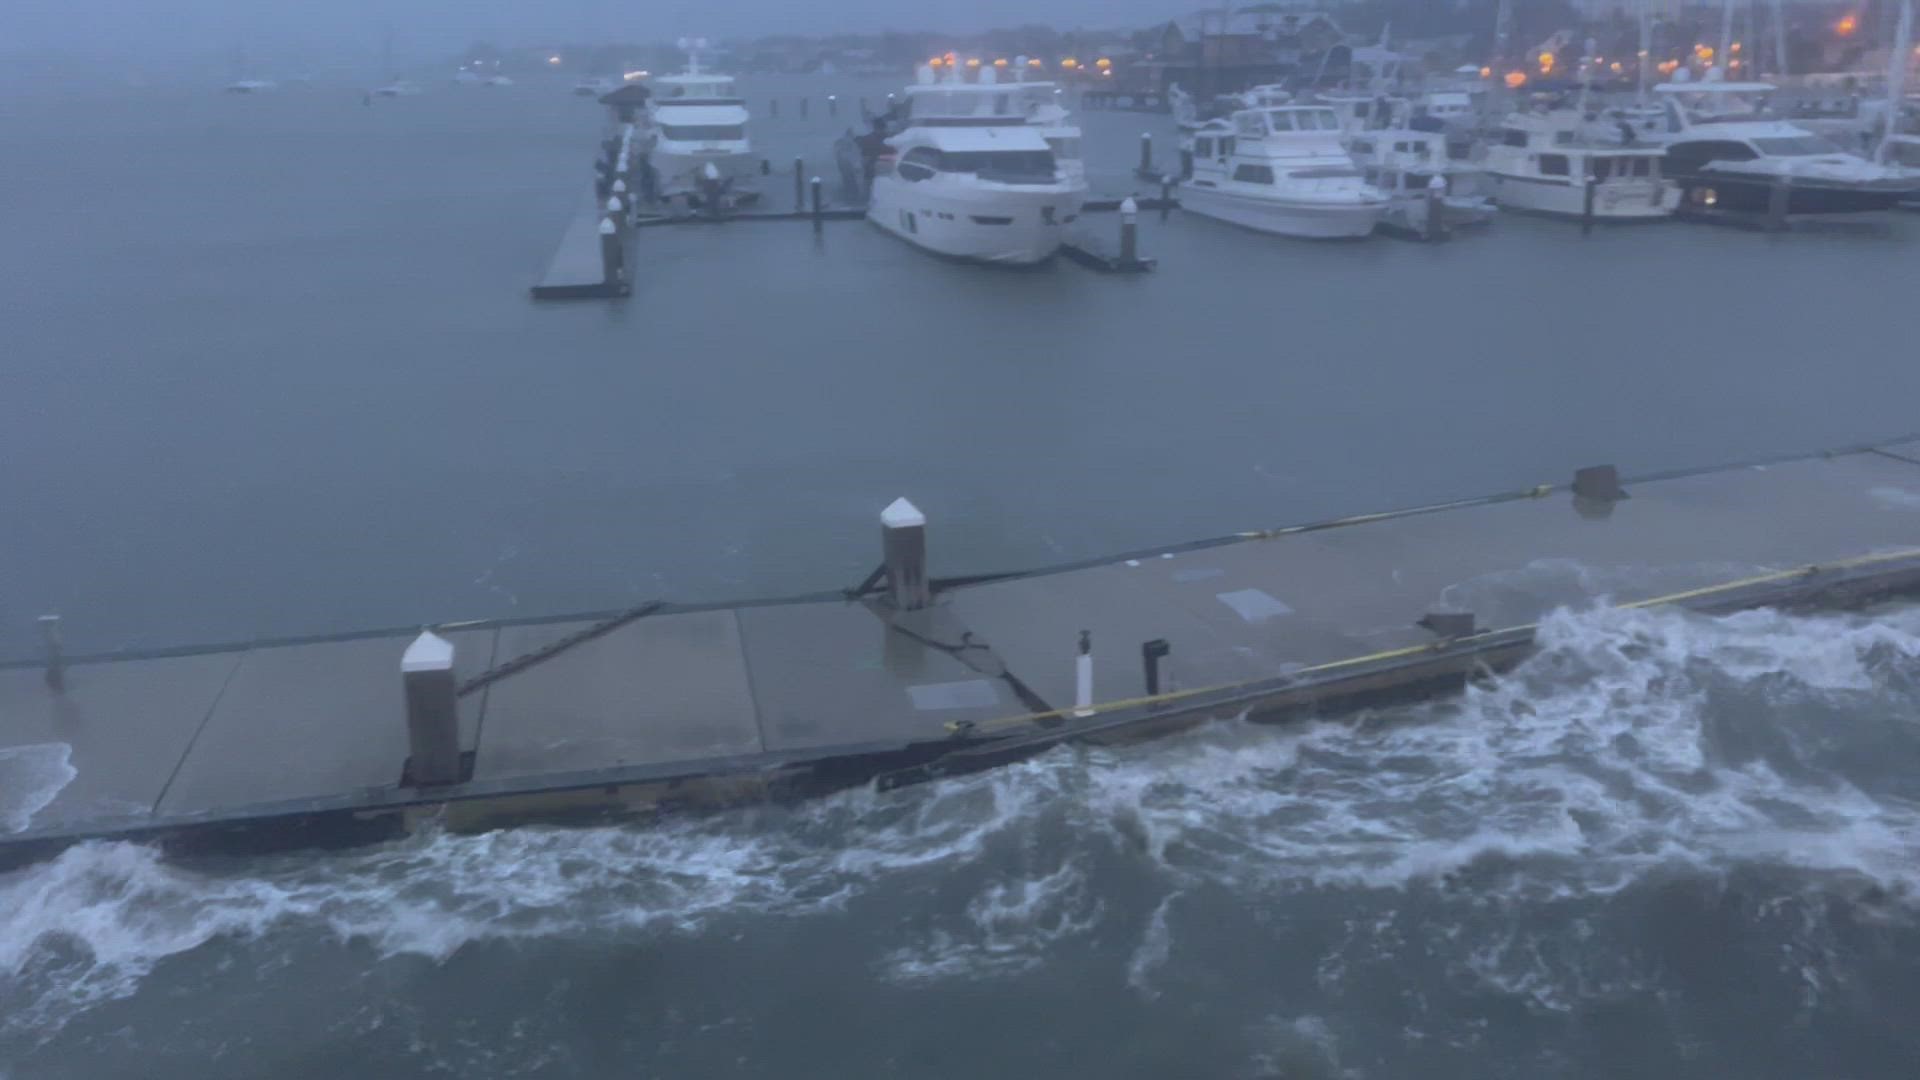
[10,439,1920,867]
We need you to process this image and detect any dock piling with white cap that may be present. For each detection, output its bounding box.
[881,497,930,611]
[39,615,64,692]
[401,630,462,787]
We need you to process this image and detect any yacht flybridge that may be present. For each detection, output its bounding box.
[1177,105,1388,238]
[865,65,1087,264]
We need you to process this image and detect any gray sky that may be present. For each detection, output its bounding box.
[2,0,1174,72]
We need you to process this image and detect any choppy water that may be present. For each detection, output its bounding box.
[5,604,1920,1077]
[7,75,1920,1076]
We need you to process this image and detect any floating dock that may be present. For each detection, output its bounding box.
[8,441,1920,867]
[529,200,629,300]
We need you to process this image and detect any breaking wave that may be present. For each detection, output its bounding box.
[4,604,1920,1045]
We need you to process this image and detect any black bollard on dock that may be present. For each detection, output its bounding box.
[39,614,64,692]
[794,157,805,211]
[880,497,929,610]
[810,175,824,231]
[401,630,463,787]
[1138,132,1153,178]
[1582,176,1598,236]
[1141,638,1170,698]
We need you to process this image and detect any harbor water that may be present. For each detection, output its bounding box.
[4,76,1920,1076]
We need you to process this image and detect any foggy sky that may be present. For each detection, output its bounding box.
[1,0,1187,74]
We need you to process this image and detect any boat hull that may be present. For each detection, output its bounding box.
[1486,173,1679,219]
[1177,184,1385,238]
[866,179,1080,265]
[1671,171,1920,215]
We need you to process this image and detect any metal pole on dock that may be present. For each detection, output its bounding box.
[1139,132,1153,176]
[1141,638,1170,698]
[794,158,805,211]
[1581,176,1598,236]
[1074,631,1095,718]
[1119,196,1139,266]
[38,615,64,692]
[810,176,824,231]
[401,630,463,787]
[880,497,929,610]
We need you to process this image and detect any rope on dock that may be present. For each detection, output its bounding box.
[454,600,664,698]
[944,546,1920,736]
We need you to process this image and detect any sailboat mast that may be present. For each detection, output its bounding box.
[1638,0,1652,101]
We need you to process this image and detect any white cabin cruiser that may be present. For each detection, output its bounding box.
[866,70,1085,264]
[1483,111,1679,219]
[1178,105,1388,238]
[1347,127,1496,234]
[644,53,757,206]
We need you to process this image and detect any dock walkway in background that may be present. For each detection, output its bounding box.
[8,440,1920,865]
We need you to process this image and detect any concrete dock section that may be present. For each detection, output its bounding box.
[6,441,1920,863]
[530,200,628,300]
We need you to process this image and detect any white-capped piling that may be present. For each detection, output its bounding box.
[598,215,624,285]
[401,630,463,786]
[828,93,838,117]
[1119,196,1139,266]
[38,615,64,692]
[880,497,930,610]
[1138,132,1153,176]
[810,176,824,231]
[1074,631,1094,717]
[1425,173,1447,242]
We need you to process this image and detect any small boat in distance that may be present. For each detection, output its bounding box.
[1178,105,1388,238]
[223,80,275,94]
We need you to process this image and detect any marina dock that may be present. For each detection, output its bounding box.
[7,440,1920,867]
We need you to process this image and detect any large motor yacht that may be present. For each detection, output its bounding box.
[644,44,757,207]
[1177,105,1388,238]
[865,68,1087,264]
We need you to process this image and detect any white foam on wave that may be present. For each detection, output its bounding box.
[1072,604,1920,901]
[7,603,1920,1036]
[0,743,76,833]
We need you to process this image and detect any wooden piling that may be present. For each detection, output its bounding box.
[401,631,462,787]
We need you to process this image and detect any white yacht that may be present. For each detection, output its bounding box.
[1347,126,1496,234]
[866,68,1086,264]
[644,45,757,206]
[1483,111,1679,219]
[1013,80,1086,186]
[1178,105,1388,238]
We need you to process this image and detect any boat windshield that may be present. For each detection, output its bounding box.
[661,124,745,141]
[1750,135,1844,157]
